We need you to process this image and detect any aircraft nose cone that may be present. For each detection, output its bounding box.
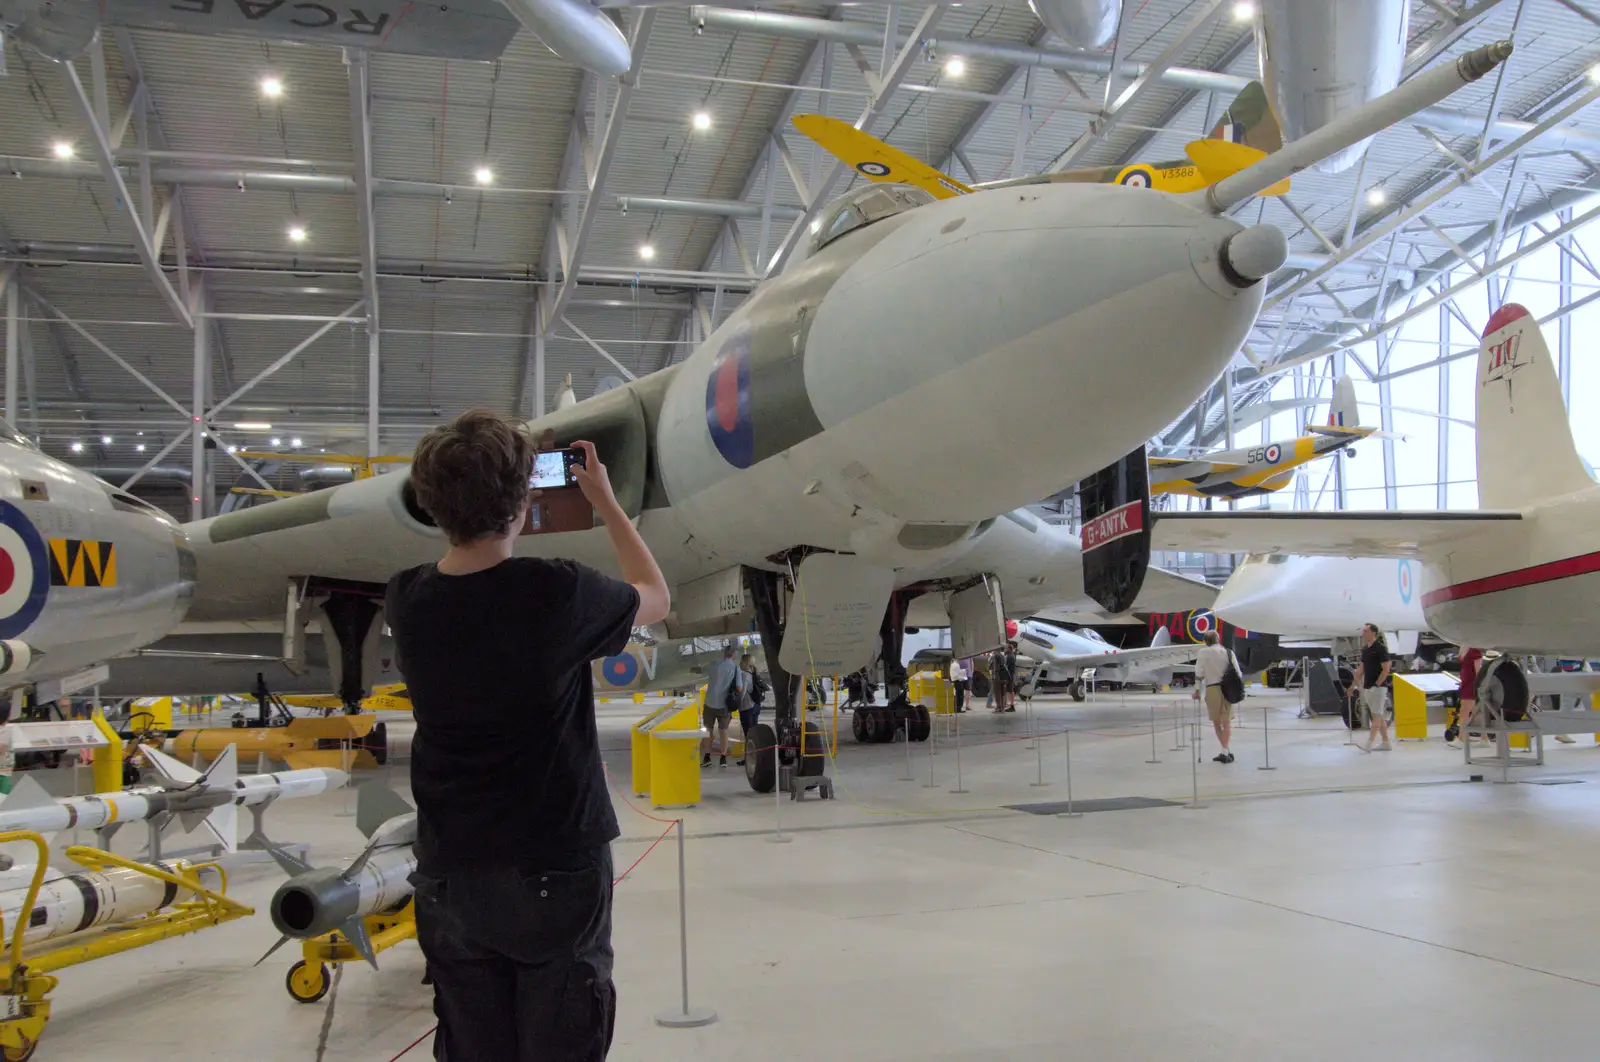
[1221,224,1289,287]
[320,768,351,790]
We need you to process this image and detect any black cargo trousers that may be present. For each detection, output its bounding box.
[412,846,615,1061]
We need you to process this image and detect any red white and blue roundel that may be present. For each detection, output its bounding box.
[1186,609,1216,642]
[600,653,640,687]
[705,328,754,468]
[1263,444,1281,463]
[0,501,48,639]
[1397,559,1413,605]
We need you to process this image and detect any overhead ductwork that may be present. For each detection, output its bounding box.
[1028,0,1119,49]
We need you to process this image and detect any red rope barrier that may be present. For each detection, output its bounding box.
[613,818,678,887]
[384,1026,436,1061]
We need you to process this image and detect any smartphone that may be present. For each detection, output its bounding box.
[529,447,587,491]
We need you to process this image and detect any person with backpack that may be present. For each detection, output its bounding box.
[1192,630,1241,763]
[1353,622,1393,752]
[949,656,969,713]
[736,652,766,765]
[703,644,746,769]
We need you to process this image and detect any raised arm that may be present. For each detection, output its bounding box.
[571,440,671,626]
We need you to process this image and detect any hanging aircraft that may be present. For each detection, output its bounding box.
[172,43,1509,794]
[1148,375,1376,499]
[1151,299,1592,721]
[1212,555,1428,640]
[793,80,1287,203]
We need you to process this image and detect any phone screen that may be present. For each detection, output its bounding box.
[529,448,585,490]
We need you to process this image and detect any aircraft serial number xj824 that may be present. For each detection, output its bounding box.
[177,43,1510,795]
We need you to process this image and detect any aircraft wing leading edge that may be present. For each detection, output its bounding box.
[1151,511,1523,558]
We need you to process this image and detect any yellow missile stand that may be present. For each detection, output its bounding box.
[285,900,417,1003]
[0,832,252,1060]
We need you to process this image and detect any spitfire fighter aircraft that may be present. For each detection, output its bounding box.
[1014,619,1198,701]
[794,81,1288,203]
[1149,375,1376,500]
[170,43,1508,794]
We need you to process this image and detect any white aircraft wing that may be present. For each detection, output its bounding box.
[1151,511,1523,558]
[1131,565,1218,611]
[1044,643,1199,672]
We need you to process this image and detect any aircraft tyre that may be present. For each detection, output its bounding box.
[746,722,778,792]
[287,960,331,1004]
[912,705,931,742]
[860,709,886,744]
[1479,659,1530,723]
[1070,680,1087,702]
[851,709,869,743]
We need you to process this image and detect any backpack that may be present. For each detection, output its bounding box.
[724,667,746,713]
[749,670,768,706]
[1219,651,1246,705]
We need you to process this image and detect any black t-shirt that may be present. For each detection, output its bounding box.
[1361,639,1387,689]
[386,557,639,870]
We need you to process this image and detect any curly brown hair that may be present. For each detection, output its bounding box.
[410,409,533,544]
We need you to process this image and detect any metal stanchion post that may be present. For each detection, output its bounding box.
[337,739,355,817]
[1058,728,1081,818]
[922,717,938,787]
[1258,705,1277,771]
[1184,722,1205,810]
[899,723,914,781]
[949,714,968,794]
[1170,702,1185,751]
[1030,709,1047,787]
[1146,706,1161,764]
[655,819,718,1029]
[768,750,792,843]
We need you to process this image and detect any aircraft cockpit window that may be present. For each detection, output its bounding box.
[1084,629,1108,644]
[810,183,934,254]
[1267,554,1289,565]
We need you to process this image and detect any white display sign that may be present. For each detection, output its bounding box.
[6,721,109,752]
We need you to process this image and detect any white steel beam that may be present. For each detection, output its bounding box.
[211,301,368,416]
[62,60,192,328]
[191,280,208,520]
[765,4,945,274]
[1046,0,1227,173]
[3,269,14,426]
[346,50,381,455]
[543,11,657,338]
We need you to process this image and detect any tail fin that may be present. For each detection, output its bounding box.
[1329,374,1359,428]
[1477,304,1592,508]
[1208,81,1282,155]
[1150,626,1172,649]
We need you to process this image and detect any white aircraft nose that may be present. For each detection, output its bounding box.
[802,184,1265,522]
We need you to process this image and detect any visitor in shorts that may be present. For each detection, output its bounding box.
[703,645,745,769]
[1192,630,1237,764]
[1352,623,1393,752]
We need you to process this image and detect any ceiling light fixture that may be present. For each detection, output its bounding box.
[100,435,112,445]
[234,422,273,430]
[260,76,284,98]
[1365,186,1387,207]
[287,225,307,243]
[1231,1,1255,20]
[270,437,282,447]
[51,141,74,160]
[474,166,494,185]
[135,444,146,453]
[70,441,83,453]
[291,437,303,448]
[692,111,712,131]
[944,56,966,78]
[639,243,656,261]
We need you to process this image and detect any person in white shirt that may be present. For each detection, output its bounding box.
[1191,630,1237,764]
[949,657,969,713]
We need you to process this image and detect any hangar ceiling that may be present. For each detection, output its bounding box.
[0,0,1596,518]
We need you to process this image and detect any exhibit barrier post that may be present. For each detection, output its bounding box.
[1171,702,1186,751]
[1146,706,1161,764]
[1030,707,1047,787]
[923,718,938,788]
[654,818,717,1029]
[1059,728,1081,818]
[768,745,791,844]
[338,740,355,817]
[1185,722,1205,809]
[1259,705,1277,771]
[950,713,968,795]
[900,723,914,782]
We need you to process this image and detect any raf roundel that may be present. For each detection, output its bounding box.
[1186,609,1215,642]
[856,161,891,177]
[705,327,755,468]
[601,652,639,687]
[0,500,49,640]
[1118,167,1154,188]
[1264,444,1281,463]
[1397,559,1414,605]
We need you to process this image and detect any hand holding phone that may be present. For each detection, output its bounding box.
[529,447,588,490]
[568,440,618,515]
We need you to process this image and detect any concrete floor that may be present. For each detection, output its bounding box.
[25,689,1600,1060]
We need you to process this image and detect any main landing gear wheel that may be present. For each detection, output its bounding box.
[1070,680,1087,702]
[1480,660,1530,723]
[287,959,332,1004]
[860,708,888,744]
[851,709,869,743]
[911,706,931,742]
[747,722,778,793]
[798,719,828,779]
